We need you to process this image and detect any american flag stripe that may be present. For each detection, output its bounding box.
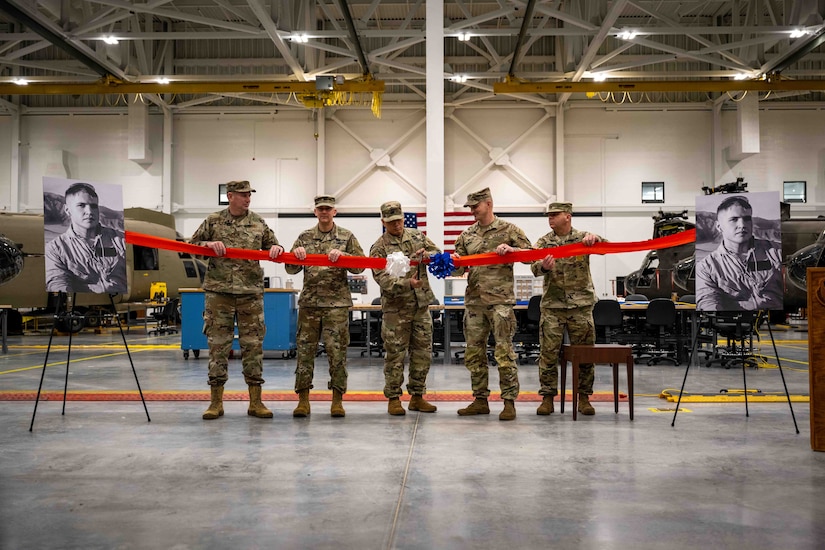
[403,211,475,253]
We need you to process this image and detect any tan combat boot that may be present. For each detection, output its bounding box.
[247,385,273,418]
[499,399,516,421]
[293,389,310,417]
[408,395,437,413]
[578,394,595,416]
[457,398,490,416]
[388,397,406,416]
[202,386,224,420]
[536,395,554,415]
[331,388,346,417]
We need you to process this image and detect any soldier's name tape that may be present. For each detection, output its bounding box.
[125,229,696,271]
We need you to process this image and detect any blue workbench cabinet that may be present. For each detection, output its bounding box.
[180,288,298,359]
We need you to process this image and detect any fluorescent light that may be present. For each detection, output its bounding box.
[102,36,119,45]
[618,30,638,40]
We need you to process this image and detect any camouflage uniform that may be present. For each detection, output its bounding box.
[370,227,441,399]
[530,227,602,396]
[190,207,278,387]
[453,218,532,401]
[286,224,364,393]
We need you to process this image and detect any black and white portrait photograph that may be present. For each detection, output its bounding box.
[43,177,128,294]
[694,191,783,311]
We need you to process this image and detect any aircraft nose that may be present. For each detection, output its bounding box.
[0,235,24,286]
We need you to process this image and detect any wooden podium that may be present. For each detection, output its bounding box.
[809,268,825,452]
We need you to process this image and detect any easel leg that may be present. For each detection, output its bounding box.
[111,295,150,422]
[62,294,76,415]
[30,293,66,431]
[671,316,701,427]
[765,319,799,434]
[741,322,749,417]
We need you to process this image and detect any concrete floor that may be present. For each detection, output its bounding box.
[1,325,823,550]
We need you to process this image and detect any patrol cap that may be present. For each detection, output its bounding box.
[380,201,404,222]
[464,187,492,207]
[226,180,255,193]
[546,201,573,214]
[314,195,336,208]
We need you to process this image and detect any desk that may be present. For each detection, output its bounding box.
[1,304,10,354]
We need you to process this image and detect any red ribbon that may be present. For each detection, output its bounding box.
[125,229,695,269]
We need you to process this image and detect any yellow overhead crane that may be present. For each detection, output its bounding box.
[0,77,385,116]
[0,77,384,96]
[493,76,825,95]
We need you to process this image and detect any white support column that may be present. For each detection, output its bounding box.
[9,108,20,211]
[554,105,564,204]
[316,111,325,197]
[162,106,173,214]
[427,0,445,302]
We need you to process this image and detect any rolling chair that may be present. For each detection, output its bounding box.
[431,298,445,357]
[644,298,678,365]
[516,295,542,364]
[148,299,179,336]
[593,299,624,344]
[624,293,649,302]
[361,297,384,357]
[705,311,759,369]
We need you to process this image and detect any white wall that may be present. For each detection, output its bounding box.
[8,103,825,304]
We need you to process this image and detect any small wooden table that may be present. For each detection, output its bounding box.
[560,343,635,421]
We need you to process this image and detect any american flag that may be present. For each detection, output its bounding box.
[404,211,476,253]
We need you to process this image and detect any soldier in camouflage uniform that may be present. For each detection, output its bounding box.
[190,180,285,420]
[530,202,604,416]
[370,201,441,416]
[286,195,365,418]
[452,188,532,421]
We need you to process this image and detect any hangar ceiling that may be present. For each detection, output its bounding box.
[1,0,825,112]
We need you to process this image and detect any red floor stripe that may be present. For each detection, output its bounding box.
[0,390,626,402]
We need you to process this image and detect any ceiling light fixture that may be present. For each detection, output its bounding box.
[12,78,28,85]
[292,34,309,43]
[453,75,468,83]
[789,28,809,39]
[733,73,750,80]
[102,36,119,45]
[457,32,471,41]
[157,77,170,84]
[618,30,638,40]
[592,73,607,82]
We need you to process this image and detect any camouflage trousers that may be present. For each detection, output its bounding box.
[463,304,520,401]
[294,306,349,393]
[204,291,265,387]
[381,305,433,399]
[538,306,595,396]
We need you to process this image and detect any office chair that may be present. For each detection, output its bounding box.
[593,299,625,344]
[644,298,678,365]
[431,298,445,357]
[624,293,649,302]
[361,297,384,357]
[705,311,759,369]
[148,299,179,336]
[516,295,542,364]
